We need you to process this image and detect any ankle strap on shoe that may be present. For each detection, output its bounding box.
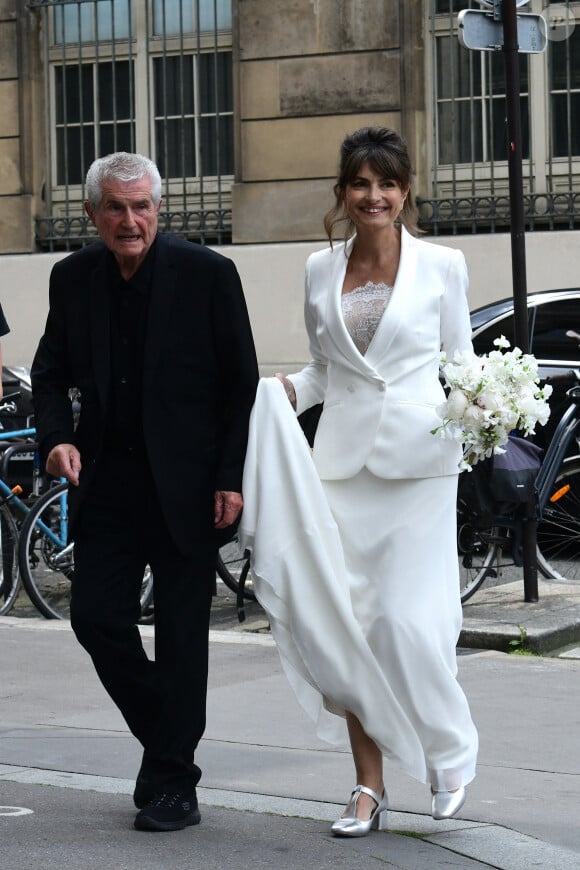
[352,784,384,806]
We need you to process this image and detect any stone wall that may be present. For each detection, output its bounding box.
[3,230,579,370]
[232,0,420,243]
[2,0,425,252]
[0,2,43,254]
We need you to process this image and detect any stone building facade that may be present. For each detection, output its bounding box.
[0,2,44,253]
[0,1,578,254]
[233,0,426,242]
[0,0,427,252]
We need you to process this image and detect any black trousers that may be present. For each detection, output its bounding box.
[70,449,216,794]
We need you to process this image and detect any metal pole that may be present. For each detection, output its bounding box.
[501,0,538,601]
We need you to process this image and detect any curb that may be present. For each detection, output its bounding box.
[460,579,580,654]
[0,764,578,870]
[460,620,580,654]
[0,614,275,646]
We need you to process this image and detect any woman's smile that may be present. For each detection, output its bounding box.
[345,162,407,231]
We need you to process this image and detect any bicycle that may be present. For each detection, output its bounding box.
[216,535,255,600]
[0,402,39,615]
[0,487,22,616]
[458,368,580,602]
[17,481,254,621]
[25,365,578,617]
[17,480,155,620]
[0,400,155,621]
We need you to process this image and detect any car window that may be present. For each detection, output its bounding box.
[472,312,517,354]
[531,299,580,361]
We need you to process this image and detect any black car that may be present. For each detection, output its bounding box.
[471,288,580,376]
[470,288,580,453]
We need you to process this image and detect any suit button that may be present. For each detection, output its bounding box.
[378,382,386,392]
[347,384,355,393]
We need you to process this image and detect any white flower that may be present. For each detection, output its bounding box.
[463,404,487,427]
[506,409,520,430]
[433,344,551,468]
[446,388,470,418]
[518,395,542,419]
[477,388,502,411]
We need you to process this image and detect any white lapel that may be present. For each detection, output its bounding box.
[324,236,380,375]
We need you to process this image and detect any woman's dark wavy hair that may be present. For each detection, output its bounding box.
[323,127,419,245]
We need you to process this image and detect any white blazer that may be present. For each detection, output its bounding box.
[288,227,472,480]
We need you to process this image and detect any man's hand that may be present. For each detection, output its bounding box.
[214,490,243,529]
[46,443,82,486]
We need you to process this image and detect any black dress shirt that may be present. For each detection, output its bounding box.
[103,241,157,452]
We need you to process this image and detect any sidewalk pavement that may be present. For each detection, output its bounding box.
[460,575,580,655]
[1,577,579,870]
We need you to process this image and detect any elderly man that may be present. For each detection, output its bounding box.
[31,152,258,832]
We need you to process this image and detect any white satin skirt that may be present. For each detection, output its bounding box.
[241,379,478,790]
[320,468,478,790]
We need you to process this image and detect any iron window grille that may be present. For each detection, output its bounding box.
[30,0,234,250]
[421,0,580,234]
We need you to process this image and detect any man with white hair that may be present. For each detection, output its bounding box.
[31,152,258,832]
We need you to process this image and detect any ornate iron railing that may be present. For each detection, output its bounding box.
[35,208,232,251]
[418,191,580,234]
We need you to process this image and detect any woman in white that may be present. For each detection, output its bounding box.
[276,127,478,836]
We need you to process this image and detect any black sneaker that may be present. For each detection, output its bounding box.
[134,791,201,832]
[133,776,154,809]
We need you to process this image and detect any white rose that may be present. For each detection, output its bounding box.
[446,388,469,419]
[477,389,502,411]
[463,405,486,427]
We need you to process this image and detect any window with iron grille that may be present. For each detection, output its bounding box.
[153,52,233,179]
[549,22,580,158]
[54,61,136,185]
[435,32,530,165]
[31,0,233,250]
[424,1,580,233]
[152,0,231,32]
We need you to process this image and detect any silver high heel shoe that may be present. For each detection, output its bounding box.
[431,785,466,820]
[331,785,388,837]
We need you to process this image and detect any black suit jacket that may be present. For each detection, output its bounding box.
[31,233,259,555]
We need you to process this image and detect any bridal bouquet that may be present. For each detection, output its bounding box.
[432,337,552,470]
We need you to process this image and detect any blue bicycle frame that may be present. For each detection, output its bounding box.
[0,427,68,550]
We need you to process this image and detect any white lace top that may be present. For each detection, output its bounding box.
[341,280,394,355]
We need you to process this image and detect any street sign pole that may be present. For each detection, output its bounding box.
[500,0,538,601]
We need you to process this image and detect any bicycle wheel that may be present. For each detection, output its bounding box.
[0,506,20,615]
[457,498,498,603]
[216,533,255,600]
[18,482,154,620]
[536,458,580,582]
